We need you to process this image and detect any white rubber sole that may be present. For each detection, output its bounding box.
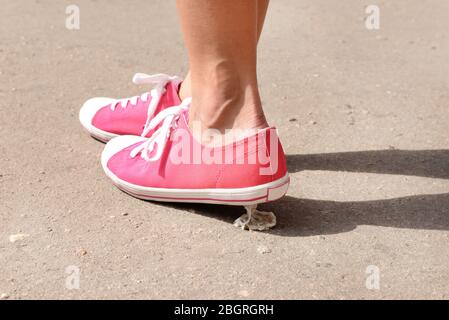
[102,161,290,206]
[82,126,119,143]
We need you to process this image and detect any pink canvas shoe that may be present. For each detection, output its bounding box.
[79,73,183,142]
[101,98,290,227]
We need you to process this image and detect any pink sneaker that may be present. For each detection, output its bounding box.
[79,73,183,142]
[101,99,290,209]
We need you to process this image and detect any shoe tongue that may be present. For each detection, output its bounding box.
[149,81,180,116]
[166,81,182,105]
[182,108,189,124]
[178,109,190,131]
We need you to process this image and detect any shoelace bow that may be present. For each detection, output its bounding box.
[110,73,182,137]
[130,97,192,162]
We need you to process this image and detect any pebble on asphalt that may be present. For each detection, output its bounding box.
[257,245,272,254]
[9,233,30,243]
[0,293,10,300]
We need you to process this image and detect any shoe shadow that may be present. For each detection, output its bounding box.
[262,193,449,237]
[286,149,449,179]
[155,149,449,237]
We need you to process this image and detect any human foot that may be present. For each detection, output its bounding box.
[79,73,186,142]
[101,100,289,214]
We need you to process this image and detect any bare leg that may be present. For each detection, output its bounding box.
[179,1,269,101]
[176,0,269,135]
[178,1,270,128]
[257,0,270,41]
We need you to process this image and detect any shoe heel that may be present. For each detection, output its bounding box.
[266,177,290,201]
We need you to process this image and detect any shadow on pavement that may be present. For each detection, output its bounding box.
[286,149,449,179]
[160,149,449,237]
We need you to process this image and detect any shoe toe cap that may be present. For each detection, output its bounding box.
[79,97,115,130]
[101,135,147,168]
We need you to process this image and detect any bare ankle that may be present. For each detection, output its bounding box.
[188,64,267,134]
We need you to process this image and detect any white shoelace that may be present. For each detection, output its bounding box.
[110,73,182,137]
[130,97,192,162]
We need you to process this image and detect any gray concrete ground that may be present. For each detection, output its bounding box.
[1,0,448,299]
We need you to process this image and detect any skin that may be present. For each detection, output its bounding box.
[180,0,269,100]
[176,0,270,136]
